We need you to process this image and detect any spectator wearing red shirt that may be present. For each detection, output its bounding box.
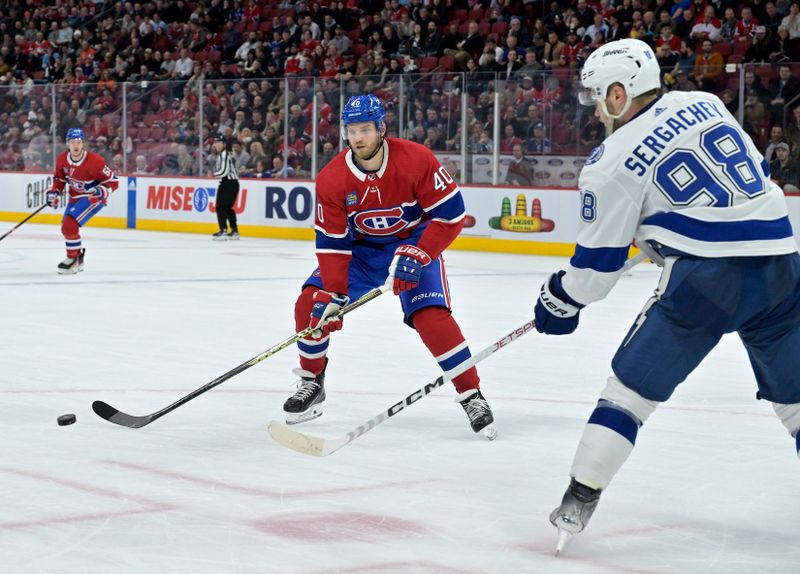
[562,30,585,68]
[656,25,682,52]
[499,124,523,153]
[284,46,305,76]
[319,57,338,78]
[597,0,617,21]
[26,31,51,58]
[299,29,319,54]
[87,116,109,140]
[736,6,759,41]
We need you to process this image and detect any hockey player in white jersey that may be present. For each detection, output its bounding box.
[534,38,800,555]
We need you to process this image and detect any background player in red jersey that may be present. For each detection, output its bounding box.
[283,94,497,439]
[45,128,119,274]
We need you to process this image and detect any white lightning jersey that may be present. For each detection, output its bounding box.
[563,90,797,306]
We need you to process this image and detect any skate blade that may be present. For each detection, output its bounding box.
[555,529,573,556]
[481,424,498,441]
[285,407,323,425]
[57,267,80,275]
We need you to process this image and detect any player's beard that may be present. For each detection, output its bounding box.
[351,139,383,163]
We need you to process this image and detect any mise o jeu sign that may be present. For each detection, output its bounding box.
[145,184,247,214]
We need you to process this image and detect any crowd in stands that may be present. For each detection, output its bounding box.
[0,0,798,191]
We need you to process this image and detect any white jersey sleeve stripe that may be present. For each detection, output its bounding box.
[425,187,461,211]
[314,225,349,239]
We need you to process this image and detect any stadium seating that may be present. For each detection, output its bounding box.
[0,0,793,182]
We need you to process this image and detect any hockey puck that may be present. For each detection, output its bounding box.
[57,413,77,426]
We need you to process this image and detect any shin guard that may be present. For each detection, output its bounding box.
[295,286,327,375]
[412,306,479,393]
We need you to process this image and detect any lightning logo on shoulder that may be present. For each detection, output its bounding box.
[585,144,604,166]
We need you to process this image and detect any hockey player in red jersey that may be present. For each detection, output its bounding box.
[46,128,119,274]
[283,94,496,439]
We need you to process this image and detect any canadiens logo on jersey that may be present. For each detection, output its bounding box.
[352,206,409,235]
[54,150,118,200]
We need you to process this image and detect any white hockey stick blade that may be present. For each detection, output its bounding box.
[268,319,536,457]
[267,420,347,457]
[623,251,647,271]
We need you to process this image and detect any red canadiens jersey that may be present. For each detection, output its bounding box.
[51,150,119,201]
[315,138,466,294]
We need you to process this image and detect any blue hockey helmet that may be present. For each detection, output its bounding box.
[66,127,85,142]
[341,94,385,131]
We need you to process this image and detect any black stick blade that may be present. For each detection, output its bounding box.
[92,401,154,429]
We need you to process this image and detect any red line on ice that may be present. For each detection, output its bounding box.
[103,460,436,498]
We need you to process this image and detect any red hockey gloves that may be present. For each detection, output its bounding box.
[535,271,584,335]
[88,185,110,205]
[387,244,432,295]
[46,191,60,209]
[309,290,350,339]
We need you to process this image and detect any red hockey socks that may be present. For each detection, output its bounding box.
[61,216,81,258]
[412,306,480,393]
[295,286,328,375]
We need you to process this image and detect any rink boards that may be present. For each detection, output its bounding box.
[3,171,800,255]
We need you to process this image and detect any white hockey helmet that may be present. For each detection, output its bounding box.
[579,39,660,121]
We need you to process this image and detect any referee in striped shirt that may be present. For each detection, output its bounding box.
[212,134,240,240]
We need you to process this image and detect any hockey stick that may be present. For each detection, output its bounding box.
[0,204,48,243]
[92,285,390,428]
[267,252,648,457]
[267,319,536,456]
[622,251,647,272]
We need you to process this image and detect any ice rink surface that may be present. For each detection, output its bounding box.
[1,224,797,574]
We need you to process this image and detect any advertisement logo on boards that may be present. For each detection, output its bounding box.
[488,194,555,233]
[26,176,55,209]
[146,184,247,214]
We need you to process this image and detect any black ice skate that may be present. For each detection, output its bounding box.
[227,230,240,240]
[57,249,85,275]
[456,388,497,440]
[283,360,327,425]
[212,229,228,240]
[550,478,602,556]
